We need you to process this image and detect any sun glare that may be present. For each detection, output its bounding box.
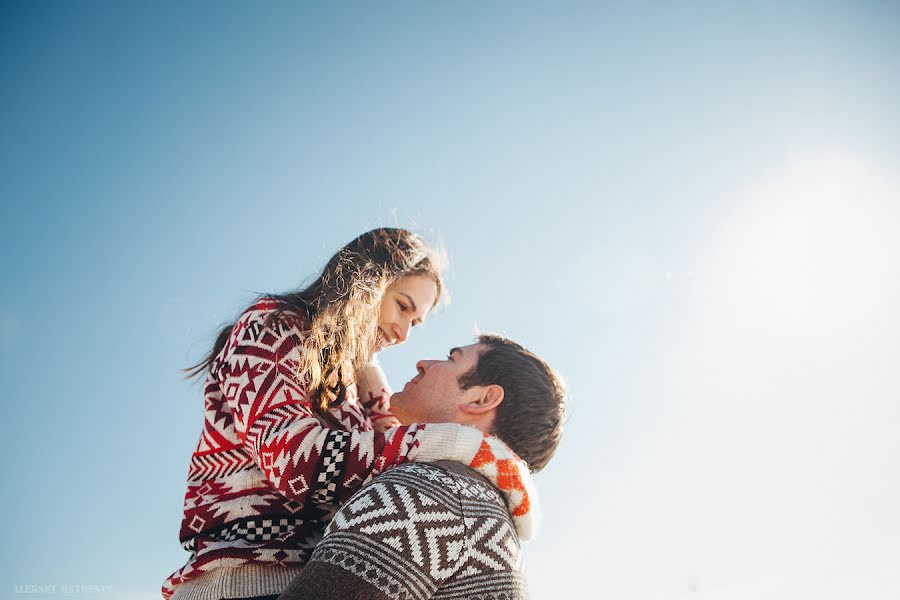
[658,148,900,597]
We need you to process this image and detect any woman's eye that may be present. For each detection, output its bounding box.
[398,302,408,312]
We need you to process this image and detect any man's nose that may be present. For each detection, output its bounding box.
[416,359,436,374]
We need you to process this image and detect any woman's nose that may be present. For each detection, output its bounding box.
[394,320,411,344]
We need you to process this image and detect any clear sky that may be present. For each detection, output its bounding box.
[2,1,899,598]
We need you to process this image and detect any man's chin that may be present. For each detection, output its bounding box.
[391,409,412,426]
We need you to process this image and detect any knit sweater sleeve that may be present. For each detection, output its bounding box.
[353,361,402,433]
[212,300,484,506]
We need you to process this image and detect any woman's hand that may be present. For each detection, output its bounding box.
[355,362,401,432]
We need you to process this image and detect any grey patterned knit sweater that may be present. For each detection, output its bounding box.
[277,460,528,600]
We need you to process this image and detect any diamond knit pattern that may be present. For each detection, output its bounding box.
[284,462,527,600]
[162,300,537,600]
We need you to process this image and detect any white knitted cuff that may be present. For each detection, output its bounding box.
[413,423,485,464]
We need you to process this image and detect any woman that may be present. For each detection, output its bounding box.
[162,228,532,600]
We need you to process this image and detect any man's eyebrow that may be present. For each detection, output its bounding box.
[400,292,418,314]
[448,347,462,360]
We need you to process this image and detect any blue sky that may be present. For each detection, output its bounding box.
[2,2,899,598]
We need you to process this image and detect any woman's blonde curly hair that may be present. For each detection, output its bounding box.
[188,228,446,427]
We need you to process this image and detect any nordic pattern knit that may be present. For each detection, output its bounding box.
[162,299,537,600]
[278,460,529,600]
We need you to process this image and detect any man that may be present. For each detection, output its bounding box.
[278,334,566,600]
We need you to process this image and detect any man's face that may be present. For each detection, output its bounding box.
[390,343,486,425]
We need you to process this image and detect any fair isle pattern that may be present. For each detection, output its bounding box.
[312,536,439,599]
[163,300,414,600]
[204,517,315,544]
[162,300,534,600]
[305,463,526,600]
[309,430,350,504]
[359,383,403,433]
[187,445,252,481]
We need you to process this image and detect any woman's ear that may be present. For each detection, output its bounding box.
[461,384,505,415]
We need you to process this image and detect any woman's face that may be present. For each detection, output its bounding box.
[375,274,438,352]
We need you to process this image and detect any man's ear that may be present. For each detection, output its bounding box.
[461,384,504,415]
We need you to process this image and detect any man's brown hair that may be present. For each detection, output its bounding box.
[458,334,566,472]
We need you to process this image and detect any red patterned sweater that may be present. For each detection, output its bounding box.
[162,299,538,600]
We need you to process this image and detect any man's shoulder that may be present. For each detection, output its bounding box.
[304,462,526,600]
[326,462,515,547]
[376,461,509,511]
[326,463,473,539]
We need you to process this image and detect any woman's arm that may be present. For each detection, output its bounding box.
[354,362,402,432]
[214,300,483,507]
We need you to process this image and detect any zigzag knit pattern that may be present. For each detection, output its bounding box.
[162,300,536,600]
[277,461,528,600]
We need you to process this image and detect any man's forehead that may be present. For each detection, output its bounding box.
[451,342,485,359]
